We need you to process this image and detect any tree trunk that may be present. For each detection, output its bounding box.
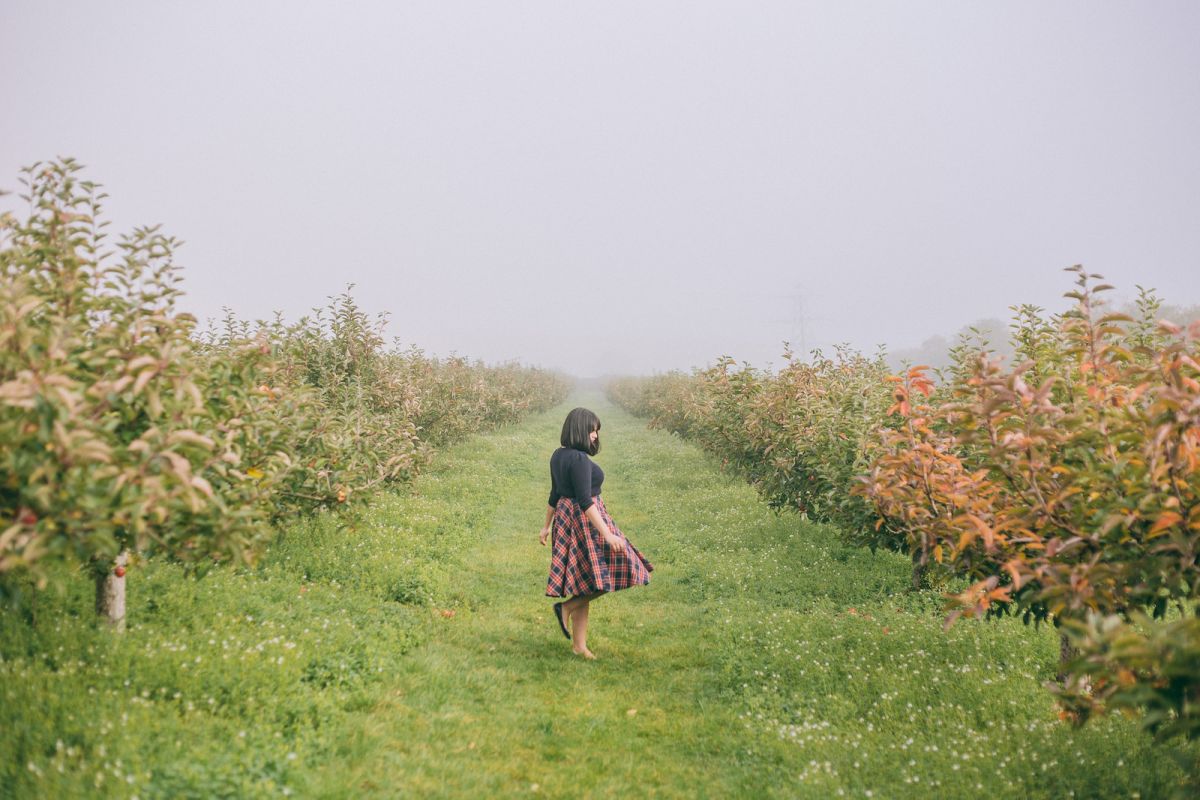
[94,551,129,632]
[1057,631,1077,685]
[910,545,928,592]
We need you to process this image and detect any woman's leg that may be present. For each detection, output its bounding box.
[564,593,602,658]
[571,599,593,657]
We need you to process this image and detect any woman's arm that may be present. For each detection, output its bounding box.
[585,504,626,552]
[571,456,622,550]
[539,505,554,546]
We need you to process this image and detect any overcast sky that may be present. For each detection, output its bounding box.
[3,2,1198,377]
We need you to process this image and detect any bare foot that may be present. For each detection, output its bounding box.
[572,646,596,660]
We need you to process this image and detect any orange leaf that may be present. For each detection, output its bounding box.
[965,514,995,551]
[957,529,976,552]
[1149,511,1182,536]
[1003,560,1023,590]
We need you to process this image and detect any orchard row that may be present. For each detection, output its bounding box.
[608,268,1200,750]
[0,159,569,609]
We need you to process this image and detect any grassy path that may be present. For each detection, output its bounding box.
[320,395,768,797]
[3,394,1190,798]
[313,395,1187,798]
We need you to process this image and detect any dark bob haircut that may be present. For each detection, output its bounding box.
[561,407,601,455]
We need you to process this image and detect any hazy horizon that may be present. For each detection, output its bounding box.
[3,2,1198,378]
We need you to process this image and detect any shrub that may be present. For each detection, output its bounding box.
[1,158,570,621]
[857,267,1200,744]
[0,159,282,611]
[612,266,1200,749]
[609,346,892,540]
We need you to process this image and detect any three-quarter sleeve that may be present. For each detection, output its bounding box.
[548,452,561,508]
[570,455,594,512]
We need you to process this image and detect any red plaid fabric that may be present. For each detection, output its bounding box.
[545,495,652,598]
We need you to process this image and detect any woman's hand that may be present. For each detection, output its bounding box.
[539,525,552,546]
[604,533,627,553]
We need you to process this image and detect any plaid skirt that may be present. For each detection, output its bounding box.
[545,495,653,598]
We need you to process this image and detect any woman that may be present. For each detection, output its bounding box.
[539,407,652,659]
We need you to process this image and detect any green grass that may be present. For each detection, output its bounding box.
[1,394,1194,798]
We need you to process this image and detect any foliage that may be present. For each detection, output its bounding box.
[202,298,570,515]
[614,267,1200,750]
[0,159,283,599]
[0,159,570,608]
[857,266,1200,745]
[1055,612,1200,746]
[610,347,894,542]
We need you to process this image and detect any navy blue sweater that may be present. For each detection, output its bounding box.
[548,447,604,511]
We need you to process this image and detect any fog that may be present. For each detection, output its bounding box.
[3,2,1198,377]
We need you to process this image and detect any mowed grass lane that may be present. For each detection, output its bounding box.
[322,396,1189,798]
[3,395,1188,798]
[324,395,766,797]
